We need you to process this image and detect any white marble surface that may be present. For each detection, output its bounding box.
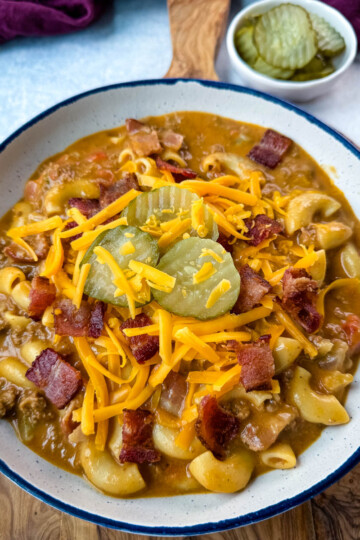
[1,0,359,144]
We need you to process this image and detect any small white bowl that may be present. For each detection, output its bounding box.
[226,0,358,102]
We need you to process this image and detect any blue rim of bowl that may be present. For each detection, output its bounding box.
[0,78,360,535]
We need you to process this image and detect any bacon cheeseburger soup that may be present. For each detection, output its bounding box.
[0,112,359,497]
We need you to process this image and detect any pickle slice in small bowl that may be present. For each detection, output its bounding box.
[254,4,317,70]
[309,12,345,57]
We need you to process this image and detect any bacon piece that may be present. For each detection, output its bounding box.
[241,406,297,452]
[216,232,233,253]
[68,198,100,218]
[121,313,159,364]
[195,395,239,460]
[159,130,184,151]
[342,314,360,356]
[126,118,161,156]
[54,298,105,338]
[281,267,322,334]
[120,409,160,464]
[155,156,197,182]
[248,129,292,169]
[5,235,49,263]
[26,348,82,409]
[236,337,275,391]
[88,301,106,339]
[99,174,140,209]
[28,276,56,320]
[159,372,187,417]
[62,221,82,242]
[244,214,283,246]
[233,264,271,313]
[125,118,145,134]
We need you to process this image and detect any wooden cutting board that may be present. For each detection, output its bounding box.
[1,1,360,538]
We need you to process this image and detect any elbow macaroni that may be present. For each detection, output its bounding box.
[260,443,296,470]
[287,366,349,425]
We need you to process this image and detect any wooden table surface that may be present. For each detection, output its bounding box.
[1,461,359,540]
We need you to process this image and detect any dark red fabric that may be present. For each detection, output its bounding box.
[324,1,360,48]
[0,1,105,43]
[195,395,239,460]
[121,313,159,364]
[28,276,56,320]
[120,409,160,464]
[26,348,82,409]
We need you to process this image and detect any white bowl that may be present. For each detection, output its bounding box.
[1,79,360,534]
[226,0,358,102]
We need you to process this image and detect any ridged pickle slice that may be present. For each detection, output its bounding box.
[291,54,334,81]
[235,24,258,65]
[309,12,345,57]
[82,225,159,306]
[153,237,240,320]
[252,57,294,80]
[235,24,294,79]
[254,4,317,70]
[121,186,218,249]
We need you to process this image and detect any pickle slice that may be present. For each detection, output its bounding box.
[235,24,258,65]
[153,238,240,320]
[235,24,294,80]
[291,65,334,81]
[254,4,317,70]
[251,57,294,80]
[309,13,345,57]
[121,185,218,249]
[82,225,159,306]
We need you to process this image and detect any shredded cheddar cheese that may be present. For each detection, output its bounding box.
[129,260,176,292]
[206,279,231,309]
[193,262,216,284]
[120,241,136,255]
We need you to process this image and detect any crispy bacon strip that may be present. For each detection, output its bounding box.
[54,298,105,338]
[236,336,275,391]
[248,129,292,169]
[26,348,82,409]
[195,395,239,460]
[244,214,283,246]
[125,118,161,156]
[155,156,197,182]
[121,313,159,364]
[99,174,140,209]
[120,409,160,464]
[28,276,56,320]
[159,372,188,417]
[233,264,271,313]
[68,198,100,218]
[216,232,233,253]
[281,267,322,334]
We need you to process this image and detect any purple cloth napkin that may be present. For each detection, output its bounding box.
[0,0,105,43]
[323,1,360,46]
